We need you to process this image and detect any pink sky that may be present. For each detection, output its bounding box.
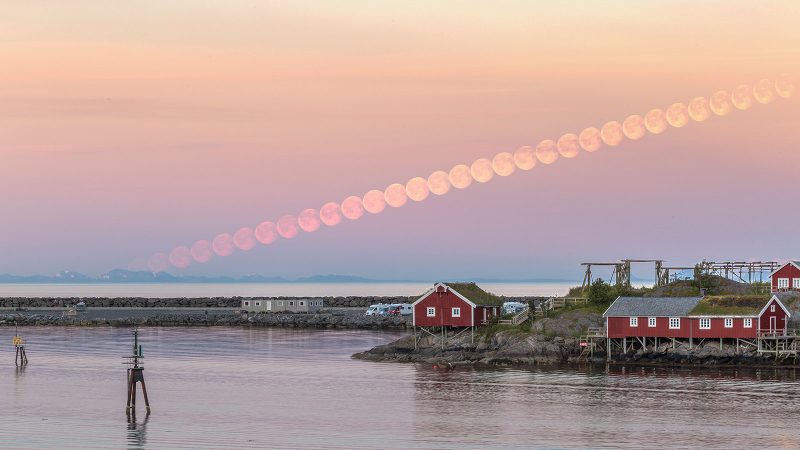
[1,2,799,279]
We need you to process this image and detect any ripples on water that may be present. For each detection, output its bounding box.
[1,327,798,449]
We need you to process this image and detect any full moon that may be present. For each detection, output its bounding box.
[147,253,169,272]
[427,170,451,195]
[688,97,710,122]
[298,208,321,232]
[319,202,342,226]
[557,133,580,158]
[255,221,278,244]
[384,183,408,207]
[579,127,602,152]
[449,164,473,189]
[600,121,624,146]
[492,152,516,176]
[191,239,213,263]
[622,115,645,140]
[276,215,299,239]
[535,140,559,164]
[470,158,494,183]
[233,227,256,250]
[169,246,192,268]
[644,109,667,134]
[341,196,365,220]
[731,84,753,110]
[212,233,235,256]
[405,177,430,202]
[362,190,386,214]
[753,79,774,104]
[775,74,795,98]
[709,90,732,116]
[666,103,689,128]
[513,146,536,170]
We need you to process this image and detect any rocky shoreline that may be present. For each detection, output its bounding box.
[352,331,796,368]
[0,310,409,329]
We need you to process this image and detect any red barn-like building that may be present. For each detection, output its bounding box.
[770,261,800,292]
[604,295,791,340]
[412,282,502,343]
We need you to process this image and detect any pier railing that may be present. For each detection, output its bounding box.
[498,308,530,326]
[543,297,589,312]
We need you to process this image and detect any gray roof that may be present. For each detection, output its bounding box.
[603,297,703,318]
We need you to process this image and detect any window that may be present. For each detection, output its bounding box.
[778,278,789,289]
[426,307,436,317]
[277,301,283,306]
[699,318,711,329]
[289,301,294,306]
[648,317,657,327]
[743,318,753,328]
[794,278,800,289]
[669,318,681,329]
[255,301,261,307]
[452,307,461,317]
[771,305,776,312]
[724,318,733,328]
[244,301,250,306]
[300,301,305,306]
[629,317,638,327]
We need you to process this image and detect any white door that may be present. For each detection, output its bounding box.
[267,301,272,311]
[770,316,777,333]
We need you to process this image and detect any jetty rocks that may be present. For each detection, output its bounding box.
[0,296,416,309]
[0,310,408,329]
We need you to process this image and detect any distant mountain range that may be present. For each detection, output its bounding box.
[0,269,577,284]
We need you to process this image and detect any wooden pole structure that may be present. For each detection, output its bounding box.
[13,324,28,366]
[125,327,151,413]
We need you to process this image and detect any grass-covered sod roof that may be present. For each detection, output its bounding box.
[444,282,504,306]
[688,295,770,316]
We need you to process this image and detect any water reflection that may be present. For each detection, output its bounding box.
[126,410,150,449]
[3,327,800,449]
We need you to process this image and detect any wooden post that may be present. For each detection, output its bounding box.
[125,327,151,413]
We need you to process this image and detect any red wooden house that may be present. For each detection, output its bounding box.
[412,282,502,329]
[604,295,791,340]
[769,261,800,292]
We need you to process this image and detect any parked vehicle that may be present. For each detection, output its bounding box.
[502,301,528,315]
[365,304,384,316]
[399,304,413,315]
[386,304,402,315]
[377,304,392,316]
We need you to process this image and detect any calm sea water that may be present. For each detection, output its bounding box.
[1,327,798,449]
[0,282,577,298]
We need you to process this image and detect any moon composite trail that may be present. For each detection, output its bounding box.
[140,77,795,271]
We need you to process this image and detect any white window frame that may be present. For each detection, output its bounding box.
[452,307,461,317]
[255,301,261,307]
[771,305,776,312]
[289,301,295,306]
[300,301,305,306]
[629,317,638,327]
[724,318,733,328]
[743,318,753,328]
[277,301,283,306]
[668,317,681,329]
[648,317,657,327]
[244,301,250,307]
[699,318,711,329]
[778,278,789,289]
[426,307,436,317]
[794,278,800,289]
